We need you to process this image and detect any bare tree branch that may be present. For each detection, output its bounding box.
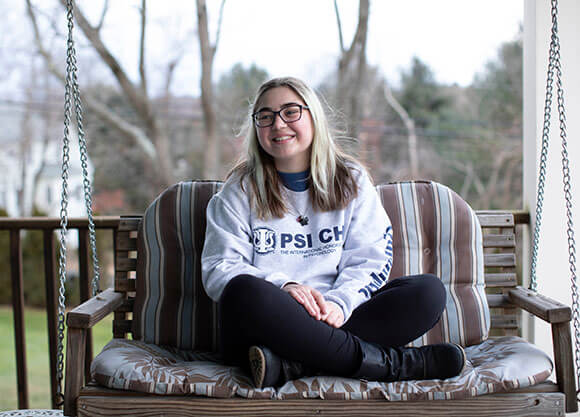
[25,0,65,83]
[85,95,157,158]
[57,0,174,186]
[338,0,368,74]
[18,66,35,216]
[57,0,154,126]
[139,0,148,95]
[96,0,109,31]
[214,0,227,54]
[335,0,369,143]
[163,58,180,98]
[32,70,57,211]
[449,160,485,197]
[31,3,65,38]
[26,0,156,160]
[333,0,345,53]
[196,0,220,179]
[350,0,368,141]
[383,83,419,178]
[482,148,510,203]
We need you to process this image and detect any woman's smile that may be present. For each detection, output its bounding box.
[271,134,295,144]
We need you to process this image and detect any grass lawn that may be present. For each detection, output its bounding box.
[0,306,113,411]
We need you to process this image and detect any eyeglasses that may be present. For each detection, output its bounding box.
[252,104,309,128]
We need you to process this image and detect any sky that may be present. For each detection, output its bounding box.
[2,0,523,98]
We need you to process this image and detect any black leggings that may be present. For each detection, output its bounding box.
[218,274,446,376]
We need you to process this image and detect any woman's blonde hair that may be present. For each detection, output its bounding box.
[228,76,360,219]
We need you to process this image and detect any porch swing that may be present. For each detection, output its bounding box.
[34,0,578,416]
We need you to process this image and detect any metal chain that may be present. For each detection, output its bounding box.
[55,0,101,406]
[529,0,557,291]
[553,7,580,398]
[67,3,101,296]
[54,3,74,405]
[529,0,580,399]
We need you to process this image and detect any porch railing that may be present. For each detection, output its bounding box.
[0,216,121,410]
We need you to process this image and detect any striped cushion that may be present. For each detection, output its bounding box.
[92,336,553,400]
[132,181,222,351]
[377,181,490,347]
[132,180,489,351]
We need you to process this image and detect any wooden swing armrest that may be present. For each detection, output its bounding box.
[508,286,577,413]
[64,288,123,416]
[66,287,124,329]
[508,286,571,323]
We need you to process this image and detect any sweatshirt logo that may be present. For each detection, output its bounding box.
[253,227,276,254]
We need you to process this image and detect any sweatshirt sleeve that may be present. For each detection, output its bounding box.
[201,187,262,302]
[323,171,393,322]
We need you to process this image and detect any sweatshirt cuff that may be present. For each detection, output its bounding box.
[323,294,351,323]
[264,272,292,288]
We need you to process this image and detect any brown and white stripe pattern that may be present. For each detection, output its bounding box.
[132,179,488,351]
[132,181,222,351]
[377,181,489,347]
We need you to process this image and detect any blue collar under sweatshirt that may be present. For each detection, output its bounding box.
[278,169,310,192]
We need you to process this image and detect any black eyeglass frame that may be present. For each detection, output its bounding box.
[252,104,310,128]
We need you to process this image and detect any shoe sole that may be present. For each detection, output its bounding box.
[453,343,467,374]
[249,346,266,389]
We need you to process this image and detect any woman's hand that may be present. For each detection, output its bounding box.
[321,301,344,328]
[282,284,344,327]
[282,283,327,320]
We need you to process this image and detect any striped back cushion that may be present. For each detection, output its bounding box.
[132,180,488,351]
[377,181,490,347]
[132,181,222,351]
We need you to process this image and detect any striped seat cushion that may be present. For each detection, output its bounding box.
[132,181,222,351]
[377,181,490,347]
[92,336,553,400]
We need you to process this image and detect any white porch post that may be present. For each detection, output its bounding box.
[523,0,580,388]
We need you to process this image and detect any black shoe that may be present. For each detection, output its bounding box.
[352,337,466,382]
[421,343,466,380]
[248,345,313,388]
[249,345,280,388]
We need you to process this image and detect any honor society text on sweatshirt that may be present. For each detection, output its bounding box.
[201,166,393,321]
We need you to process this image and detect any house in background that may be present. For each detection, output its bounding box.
[0,103,89,218]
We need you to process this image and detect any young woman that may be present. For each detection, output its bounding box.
[201,77,465,388]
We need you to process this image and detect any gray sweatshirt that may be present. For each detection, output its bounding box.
[201,166,393,321]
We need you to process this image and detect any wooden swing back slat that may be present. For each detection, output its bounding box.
[63,209,577,416]
[485,273,517,287]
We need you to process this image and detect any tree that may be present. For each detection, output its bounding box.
[334,0,370,143]
[467,32,523,208]
[26,0,184,189]
[383,82,419,179]
[196,0,226,179]
[397,56,452,129]
[216,63,269,130]
[472,31,523,131]
[214,63,269,172]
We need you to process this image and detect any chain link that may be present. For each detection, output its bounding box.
[529,0,579,399]
[55,0,101,406]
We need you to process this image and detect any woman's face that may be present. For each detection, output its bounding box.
[254,86,314,173]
